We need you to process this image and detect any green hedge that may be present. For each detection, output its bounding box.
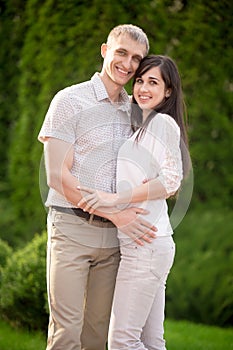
[1,0,231,246]
[0,209,232,330]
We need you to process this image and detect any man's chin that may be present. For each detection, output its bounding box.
[116,75,133,86]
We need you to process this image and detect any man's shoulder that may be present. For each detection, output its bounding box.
[52,78,94,106]
[53,73,108,105]
[62,78,93,95]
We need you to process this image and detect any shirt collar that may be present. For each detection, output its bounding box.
[91,73,131,115]
[91,73,109,101]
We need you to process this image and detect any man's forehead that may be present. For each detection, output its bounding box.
[112,34,147,56]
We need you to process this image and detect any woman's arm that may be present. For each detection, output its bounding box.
[77,178,169,214]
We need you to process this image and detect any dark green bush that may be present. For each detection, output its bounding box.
[0,232,48,331]
[0,239,12,268]
[166,207,233,327]
[0,239,13,290]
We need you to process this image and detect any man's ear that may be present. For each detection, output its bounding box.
[101,43,107,58]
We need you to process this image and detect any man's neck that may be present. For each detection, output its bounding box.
[99,72,123,103]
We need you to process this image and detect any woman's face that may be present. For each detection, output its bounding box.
[133,66,169,115]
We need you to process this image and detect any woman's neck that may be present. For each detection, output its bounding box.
[142,109,151,122]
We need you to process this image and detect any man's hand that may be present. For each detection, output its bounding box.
[109,207,157,246]
[77,185,117,213]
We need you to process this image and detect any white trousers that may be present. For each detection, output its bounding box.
[108,236,175,350]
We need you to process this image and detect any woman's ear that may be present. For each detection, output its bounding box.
[101,43,107,58]
[165,89,171,98]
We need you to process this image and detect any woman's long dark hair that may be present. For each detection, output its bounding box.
[131,55,191,178]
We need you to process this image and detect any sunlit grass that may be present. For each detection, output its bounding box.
[0,320,46,350]
[165,319,233,349]
[0,318,232,349]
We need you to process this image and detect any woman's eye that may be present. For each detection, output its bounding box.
[135,78,143,84]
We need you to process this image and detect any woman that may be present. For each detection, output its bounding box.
[78,55,190,349]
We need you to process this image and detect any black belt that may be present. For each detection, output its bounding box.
[52,206,112,223]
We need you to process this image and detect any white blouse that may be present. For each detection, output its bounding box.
[116,113,183,239]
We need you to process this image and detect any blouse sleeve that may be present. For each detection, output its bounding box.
[150,113,183,195]
[38,89,79,144]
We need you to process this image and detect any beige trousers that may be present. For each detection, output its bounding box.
[46,208,120,350]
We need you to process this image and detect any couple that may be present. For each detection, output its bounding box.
[38,24,190,350]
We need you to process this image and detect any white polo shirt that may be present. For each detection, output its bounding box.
[38,73,132,208]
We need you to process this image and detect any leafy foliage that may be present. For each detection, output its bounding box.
[0,232,48,331]
[0,0,231,244]
[166,207,233,327]
[0,239,12,268]
[0,239,13,289]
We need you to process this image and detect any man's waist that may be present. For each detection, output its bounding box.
[51,206,114,225]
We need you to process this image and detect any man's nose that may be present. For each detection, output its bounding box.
[122,56,132,70]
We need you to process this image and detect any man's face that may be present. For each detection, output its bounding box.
[101,34,147,87]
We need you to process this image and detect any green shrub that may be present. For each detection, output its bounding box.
[0,239,12,268]
[166,207,233,327]
[0,232,48,331]
[0,239,13,290]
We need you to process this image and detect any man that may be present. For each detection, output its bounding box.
[38,24,156,350]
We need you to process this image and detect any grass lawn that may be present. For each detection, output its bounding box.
[0,319,232,349]
[165,319,233,349]
[0,319,46,350]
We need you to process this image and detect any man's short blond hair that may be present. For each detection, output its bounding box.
[106,24,149,55]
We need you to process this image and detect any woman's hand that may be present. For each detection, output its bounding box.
[77,185,118,213]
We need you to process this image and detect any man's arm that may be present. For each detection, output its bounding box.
[44,137,82,204]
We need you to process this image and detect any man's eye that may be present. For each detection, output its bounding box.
[133,57,141,63]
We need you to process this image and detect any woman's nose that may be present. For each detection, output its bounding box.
[140,82,149,91]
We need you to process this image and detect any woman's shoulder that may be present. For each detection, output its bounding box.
[149,113,180,133]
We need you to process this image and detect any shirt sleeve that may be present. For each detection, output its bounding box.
[150,113,183,194]
[38,89,79,144]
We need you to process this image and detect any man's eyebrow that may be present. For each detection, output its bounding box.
[115,48,127,53]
